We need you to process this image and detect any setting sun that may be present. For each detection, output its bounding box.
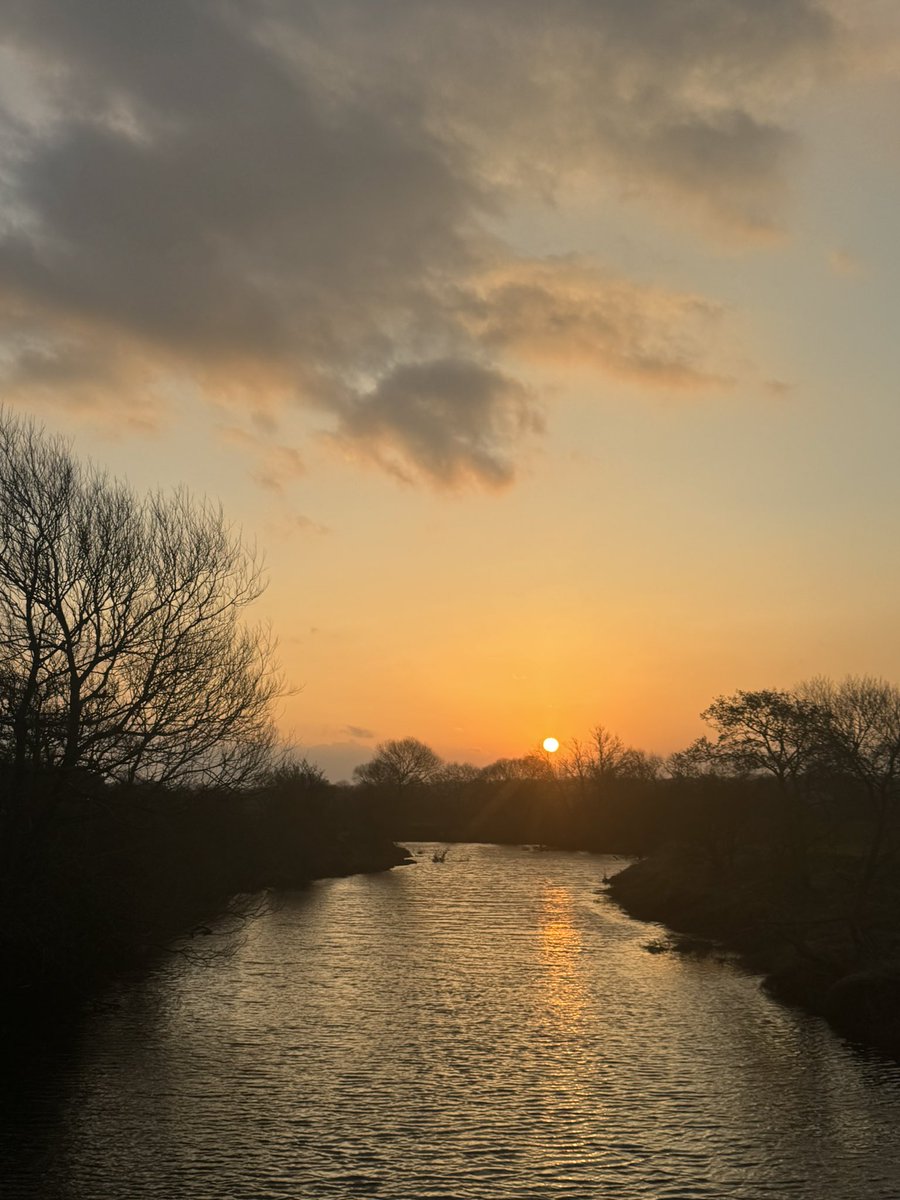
[543,737,560,753]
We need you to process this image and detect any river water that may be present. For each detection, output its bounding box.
[5,843,900,1198]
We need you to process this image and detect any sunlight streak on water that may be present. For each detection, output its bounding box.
[537,884,587,1034]
[5,844,900,1198]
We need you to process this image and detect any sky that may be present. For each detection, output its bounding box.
[2,0,900,780]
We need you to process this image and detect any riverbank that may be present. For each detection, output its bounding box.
[608,847,900,1059]
[0,780,413,1027]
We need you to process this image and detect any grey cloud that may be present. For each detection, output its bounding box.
[335,359,541,488]
[635,111,797,235]
[281,0,840,231]
[0,49,473,363]
[0,0,846,484]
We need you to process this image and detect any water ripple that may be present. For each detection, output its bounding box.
[4,843,900,1198]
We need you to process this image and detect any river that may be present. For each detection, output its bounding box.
[4,843,900,1198]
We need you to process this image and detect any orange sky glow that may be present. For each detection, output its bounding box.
[3,2,900,777]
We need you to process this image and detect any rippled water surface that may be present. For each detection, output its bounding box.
[6,843,900,1198]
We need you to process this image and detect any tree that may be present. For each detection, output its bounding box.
[265,753,328,792]
[700,689,821,787]
[560,725,660,789]
[352,737,443,792]
[585,725,630,780]
[699,688,823,876]
[799,675,900,902]
[479,754,550,782]
[665,737,722,779]
[559,737,595,795]
[436,761,481,788]
[0,409,279,805]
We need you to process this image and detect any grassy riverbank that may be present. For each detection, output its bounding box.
[1,775,411,1022]
[608,847,900,1059]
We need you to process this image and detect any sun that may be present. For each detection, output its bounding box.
[542,737,560,753]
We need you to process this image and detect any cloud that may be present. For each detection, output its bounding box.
[219,425,306,493]
[333,359,542,488]
[343,725,375,740]
[263,512,330,541]
[281,0,841,234]
[462,260,732,390]
[0,0,851,485]
[0,304,164,430]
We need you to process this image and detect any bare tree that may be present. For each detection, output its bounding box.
[559,725,660,790]
[0,410,279,803]
[560,737,594,794]
[588,724,630,780]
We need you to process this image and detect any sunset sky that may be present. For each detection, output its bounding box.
[2,1,900,779]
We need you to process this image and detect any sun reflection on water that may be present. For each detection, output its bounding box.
[537,885,587,1032]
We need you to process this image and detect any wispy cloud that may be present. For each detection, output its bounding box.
[219,426,306,494]
[462,259,732,390]
[262,512,330,542]
[343,725,375,740]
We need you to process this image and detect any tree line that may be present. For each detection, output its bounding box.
[352,678,900,918]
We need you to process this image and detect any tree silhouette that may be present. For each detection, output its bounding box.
[353,737,443,792]
[701,690,821,786]
[800,675,900,904]
[0,409,279,805]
